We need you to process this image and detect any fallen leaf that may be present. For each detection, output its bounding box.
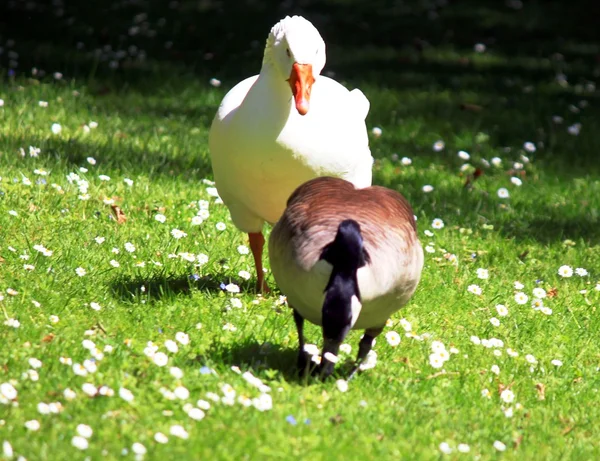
[547,288,559,298]
[426,370,459,379]
[329,414,344,425]
[111,205,127,224]
[508,169,527,178]
[464,168,484,188]
[561,426,575,436]
[513,434,523,449]
[460,103,483,112]
[42,333,55,343]
[535,382,546,400]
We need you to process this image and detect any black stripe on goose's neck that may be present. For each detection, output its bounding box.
[319,220,371,343]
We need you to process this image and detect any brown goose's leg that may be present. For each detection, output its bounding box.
[348,327,383,380]
[293,309,310,375]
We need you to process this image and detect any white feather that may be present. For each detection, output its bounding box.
[209,16,372,233]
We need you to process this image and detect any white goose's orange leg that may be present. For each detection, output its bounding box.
[249,232,269,293]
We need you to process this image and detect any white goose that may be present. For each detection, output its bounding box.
[209,15,373,291]
[269,177,424,378]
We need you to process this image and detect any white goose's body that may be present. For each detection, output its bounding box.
[208,16,373,291]
[210,72,372,230]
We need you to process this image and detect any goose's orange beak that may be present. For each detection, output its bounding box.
[289,63,314,115]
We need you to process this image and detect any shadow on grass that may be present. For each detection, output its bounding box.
[110,273,223,301]
[207,339,363,384]
[205,339,303,383]
[110,272,262,301]
[2,134,213,180]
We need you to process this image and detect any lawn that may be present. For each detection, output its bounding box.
[1,0,600,460]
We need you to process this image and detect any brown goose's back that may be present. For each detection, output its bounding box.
[269,177,424,330]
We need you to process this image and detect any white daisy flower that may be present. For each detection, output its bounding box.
[496,304,508,317]
[514,292,528,305]
[467,284,482,295]
[558,265,573,277]
[431,218,444,229]
[71,436,89,450]
[497,188,510,198]
[171,229,187,239]
[500,389,515,403]
[476,268,489,279]
[433,140,445,152]
[385,331,401,347]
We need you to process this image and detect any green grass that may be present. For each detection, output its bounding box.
[1,1,600,460]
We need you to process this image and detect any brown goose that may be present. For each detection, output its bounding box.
[269,177,424,378]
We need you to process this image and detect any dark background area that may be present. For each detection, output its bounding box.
[1,0,598,88]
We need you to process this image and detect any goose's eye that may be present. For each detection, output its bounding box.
[286,48,291,57]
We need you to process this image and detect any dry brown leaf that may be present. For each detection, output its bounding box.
[42,333,55,343]
[460,103,483,112]
[513,434,523,449]
[111,205,127,224]
[426,370,459,379]
[329,414,344,425]
[535,382,546,400]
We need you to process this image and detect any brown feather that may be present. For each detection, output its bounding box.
[280,177,417,265]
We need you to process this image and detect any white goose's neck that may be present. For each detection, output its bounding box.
[257,59,294,110]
